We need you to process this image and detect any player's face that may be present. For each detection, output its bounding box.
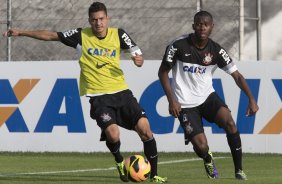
[89,10,109,37]
[192,15,214,41]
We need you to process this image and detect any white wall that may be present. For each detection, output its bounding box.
[0,60,281,153]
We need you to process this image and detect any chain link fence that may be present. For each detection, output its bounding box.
[0,0,239,61]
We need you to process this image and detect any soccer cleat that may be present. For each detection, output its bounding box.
[116,161,129,182]
[204,151,219,179]
[150,175,168,183]
[235,170,247,180]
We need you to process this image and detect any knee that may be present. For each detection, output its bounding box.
[195,142,209,154]
[138,128,153,141]
[215,107,237,134]
[135,118,153,141]
[192,136,209,157]
[105,124,120,142]
[224,120,237,134]
[140,132,153,141]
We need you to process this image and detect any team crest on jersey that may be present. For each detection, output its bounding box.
[203,53,213,65]
[184,122,193,135]
[183,114,193,134]
[100,113,112,122]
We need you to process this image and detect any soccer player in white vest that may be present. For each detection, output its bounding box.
[3,2,167,183]
[158,10,259,180]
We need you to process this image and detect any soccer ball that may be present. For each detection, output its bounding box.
[124,155,151,182]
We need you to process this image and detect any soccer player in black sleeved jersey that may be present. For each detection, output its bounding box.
[3,2,167,183]
[158,11,259,180]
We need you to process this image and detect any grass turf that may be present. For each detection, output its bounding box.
[0,152,281,184]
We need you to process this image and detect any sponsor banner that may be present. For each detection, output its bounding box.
[0,60,281,153]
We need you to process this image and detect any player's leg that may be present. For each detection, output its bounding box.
[204,92,246,180]
[191,133,219,179]
[214,107,247,180]
[134,117,167,183]
[179,108,218,179]
[135,118,156,176]
[119,90,167,183]
[89,96,128,182]
[104,124,123,162]
[104,124,129,182]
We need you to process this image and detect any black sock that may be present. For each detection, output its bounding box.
[227,131,242,172]
[193,146,211,163]
[143,137,158,178]
[202,152,212,163]
[106,140,123,163]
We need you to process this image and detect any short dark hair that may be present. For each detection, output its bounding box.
[88,2,107,17]
[194,11,213,22]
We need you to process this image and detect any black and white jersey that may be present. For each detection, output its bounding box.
[162,34,237,108]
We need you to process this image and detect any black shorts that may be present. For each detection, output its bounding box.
[89,89,147,131]
[178,92,228,145]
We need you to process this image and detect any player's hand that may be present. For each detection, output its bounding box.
[2,29,20,37]
[132,53,144,67]
[246,99,259,116]
[169,100,181,118]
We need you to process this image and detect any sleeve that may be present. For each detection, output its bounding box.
[57,28,82,48]
[118,28,142,56]
[161,42,178,69]
[216,45,238,75]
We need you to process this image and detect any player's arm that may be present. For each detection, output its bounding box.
[118,29,143,67]
[158,45,181,118]
[3,29,59,41]
[217,46,259,117]
[231,71,259,116]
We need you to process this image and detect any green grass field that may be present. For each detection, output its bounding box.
[0,152,281,184]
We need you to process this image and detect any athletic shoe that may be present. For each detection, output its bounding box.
[235,170,247,180]
[150,175,168,183]
[204,151,219,179]
[116,161,129,182]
